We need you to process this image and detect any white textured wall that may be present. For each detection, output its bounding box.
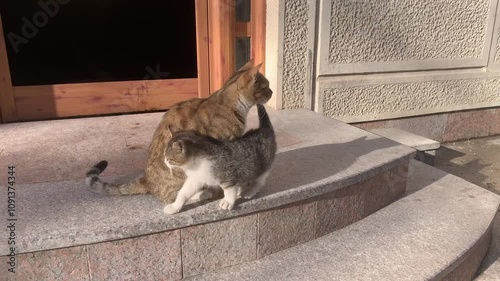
[271,0,500,119]
[313,0,500,121]
[329,0,490,64]
[495,16,500,64]
[281,0,309,109]
[319,74,500,122]
[496,36,500,63]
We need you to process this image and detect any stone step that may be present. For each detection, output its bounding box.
[188,160,500,281]
[371,128,440,165]
[474,211,500,281]
[0,108,415,280]
[0,108,415,256]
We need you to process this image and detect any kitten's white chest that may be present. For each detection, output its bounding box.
[186,158,218,186]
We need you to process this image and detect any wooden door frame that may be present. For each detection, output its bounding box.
[199,0,267,95]
[0,1,266,123]
[195,0,210,98]
[251,0,266,74]
[207,0,236,93]
[207,0,266,92]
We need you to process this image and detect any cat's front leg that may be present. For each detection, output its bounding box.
[219,183,239,210]
[164,179,202,214]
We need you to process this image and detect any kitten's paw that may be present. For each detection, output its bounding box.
[164,204,181,215]
[219,199,234,210]
[242,191,259,200]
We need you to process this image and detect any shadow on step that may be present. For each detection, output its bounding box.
[436,146,466,163]
[260,136,399,196]
[150,135,403,213]
[476,212,500,277]
[436,146,494,195]
[404,160,448,196]
[16,133,415,255]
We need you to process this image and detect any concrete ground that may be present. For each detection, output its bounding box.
[434,136,500,279]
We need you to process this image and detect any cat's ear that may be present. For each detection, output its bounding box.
[240,63,261,84]
[249,63,262,77]
[238,59,255,71]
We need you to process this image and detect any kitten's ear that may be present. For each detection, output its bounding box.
[238,59,255,71]
[172,141,185,154]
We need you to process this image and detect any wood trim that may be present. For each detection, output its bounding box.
[236,22,252,37]
[251,0,266,74]
[208,0,236,93]
[195,0,210,98]
[13,78,198,121]
[0,15,18,122]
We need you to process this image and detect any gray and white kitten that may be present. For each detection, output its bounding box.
[163,104,277,214]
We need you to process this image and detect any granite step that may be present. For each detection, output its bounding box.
[474,211,500,281]
[188,160,500,281]
[1,108,417,280]
[0,108,415,256]
[371,128,440,165]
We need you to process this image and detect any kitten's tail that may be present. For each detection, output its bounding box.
[85,160,149,196]
[257,104,274,130]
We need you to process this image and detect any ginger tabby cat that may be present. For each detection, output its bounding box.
[86,60,273,204]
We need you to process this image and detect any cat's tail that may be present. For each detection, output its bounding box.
[257,104,274,130]
[85,160,149,195]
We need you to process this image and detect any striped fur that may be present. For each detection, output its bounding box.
[86,160,148,195]
[85,60,273,203]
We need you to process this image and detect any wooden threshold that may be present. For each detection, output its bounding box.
[13,78,198,121]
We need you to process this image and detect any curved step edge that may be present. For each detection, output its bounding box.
[188,160,500,281]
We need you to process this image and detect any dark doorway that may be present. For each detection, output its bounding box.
[1,0,198,86]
